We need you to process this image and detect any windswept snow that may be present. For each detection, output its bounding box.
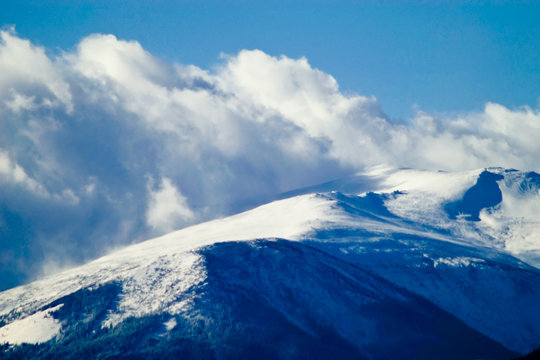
[366,168,540,266]
[433,256,485,268]
[375,169,481,230]
[0,304,63,345]
[101,252,206,328]
[478,171,540,262]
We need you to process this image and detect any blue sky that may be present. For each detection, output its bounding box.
[1,1,540,290]
[2,1,539,118]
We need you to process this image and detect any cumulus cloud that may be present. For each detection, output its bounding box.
[0,29,539,289]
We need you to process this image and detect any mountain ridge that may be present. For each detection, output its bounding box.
[1,167,540,358]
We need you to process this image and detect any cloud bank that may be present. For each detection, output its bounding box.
[1,29,539,289]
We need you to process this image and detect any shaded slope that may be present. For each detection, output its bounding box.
[0,240,517,360]
[193,240,516,359]
[312,234,540,353]
[444,170,504,221]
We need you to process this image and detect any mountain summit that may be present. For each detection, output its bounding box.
[1,168,540,359]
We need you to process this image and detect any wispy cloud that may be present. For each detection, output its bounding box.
[0,150,46,194]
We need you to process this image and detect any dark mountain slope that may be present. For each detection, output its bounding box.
[0,240,517,359]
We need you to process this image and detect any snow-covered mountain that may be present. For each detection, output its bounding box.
[1,168,540,359]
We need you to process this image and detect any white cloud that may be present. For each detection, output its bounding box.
[0,28,72,113]
[1,30,540,288]
[146,177,195,234]
[403,103,540,171]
